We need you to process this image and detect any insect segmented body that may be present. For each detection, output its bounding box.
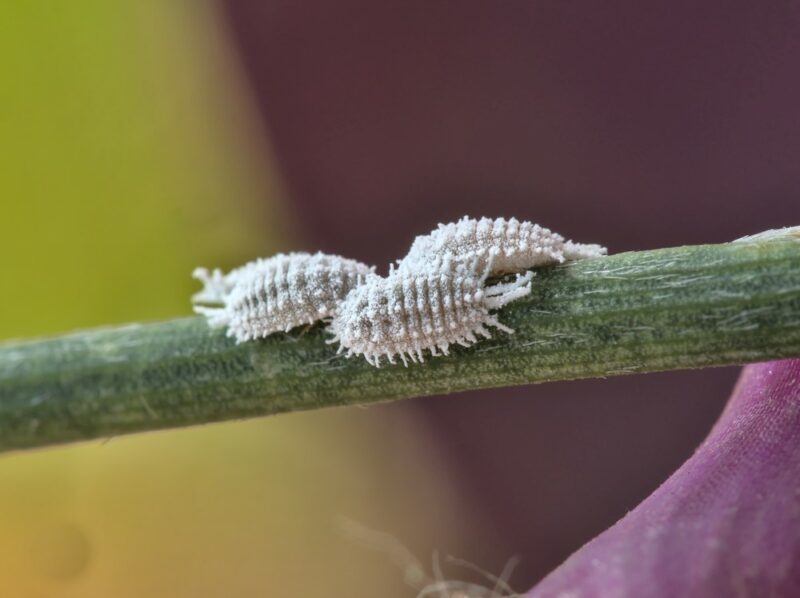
[193,252,374,342]
[192,216,606,365]
[327,255,533,367]
[399,216,606,275]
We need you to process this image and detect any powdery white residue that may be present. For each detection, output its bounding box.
[399,216,606,275]
[733,226,800,244]
[563,239,607,260]
[193,252,374,342]
[327,254,533,367]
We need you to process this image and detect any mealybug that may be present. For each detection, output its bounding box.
[193,252,374,342]
[399,216,606,275]
[327,255,533,367]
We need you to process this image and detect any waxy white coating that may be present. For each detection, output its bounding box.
[192,217,607,366]
[192,252,374,342]
[399,216,605,275]
[328,255,533,367]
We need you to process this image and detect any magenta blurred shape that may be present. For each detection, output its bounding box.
[528,359,800,597]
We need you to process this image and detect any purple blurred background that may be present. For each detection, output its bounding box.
[222,1,800,586]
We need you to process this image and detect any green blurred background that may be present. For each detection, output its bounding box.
[0,2,478,596]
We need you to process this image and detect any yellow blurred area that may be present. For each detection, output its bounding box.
[0,412,472,597]
[0,2,469,596]
[0,0,290,335]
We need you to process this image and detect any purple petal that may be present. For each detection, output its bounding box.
[528,359,800,597]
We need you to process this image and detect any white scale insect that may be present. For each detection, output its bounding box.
[192,217,606,365]
[327,255,533,367]
[330,217,604,366]
[399,216,605,275]
[192,252,374,342]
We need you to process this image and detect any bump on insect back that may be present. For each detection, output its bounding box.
[193,252,375,342]
[399,216,606,275]
[192,217,606,366]
[327,254,533,367]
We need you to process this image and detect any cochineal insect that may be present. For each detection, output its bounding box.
[399,216,606,275]
[327,254,533,367]
[193,252,375,342]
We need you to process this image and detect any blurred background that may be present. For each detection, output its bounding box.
[1,1,799,596]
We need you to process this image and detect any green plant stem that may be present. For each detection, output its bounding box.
[1,229,799,453]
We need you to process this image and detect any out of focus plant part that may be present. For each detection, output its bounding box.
[526,357,800,596]
[339,517,521,597]
[1,227,798,452]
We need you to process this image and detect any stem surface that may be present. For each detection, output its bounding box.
[2,229,799,452]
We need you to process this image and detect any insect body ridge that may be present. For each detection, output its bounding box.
[328,254,533,367]
[192,215,606,366]
[399,216,606,275]
[192,252,375,342]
